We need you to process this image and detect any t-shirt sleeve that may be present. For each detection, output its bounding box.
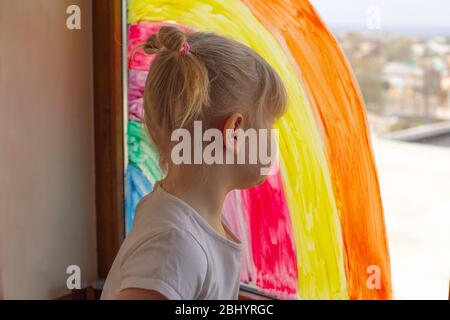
[119,229,208,300]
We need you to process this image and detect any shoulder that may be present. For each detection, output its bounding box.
[123,228,207,270]
[119,228,209,300]
[132,188,192,233]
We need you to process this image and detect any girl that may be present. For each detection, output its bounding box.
[101,26,287,300]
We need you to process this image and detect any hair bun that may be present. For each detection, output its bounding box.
[144,26,186,54]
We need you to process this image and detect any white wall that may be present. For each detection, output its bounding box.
[0,0,97,299]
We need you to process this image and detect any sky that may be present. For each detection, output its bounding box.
[309,0,450,32]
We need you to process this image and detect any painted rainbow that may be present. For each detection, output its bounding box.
[124,0,392,300]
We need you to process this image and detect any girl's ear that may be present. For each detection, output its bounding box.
[223,113,244,155]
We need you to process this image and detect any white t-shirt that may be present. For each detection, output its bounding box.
[101,184,242,300]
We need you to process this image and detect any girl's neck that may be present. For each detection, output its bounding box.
[160,165,229,234]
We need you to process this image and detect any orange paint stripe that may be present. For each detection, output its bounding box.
[243,0,392,299]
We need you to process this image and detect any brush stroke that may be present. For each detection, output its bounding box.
[125,164,153,233]
[222,190,254,285]
[128,69,147,121]
[240,174,298,299]
[128,120,164,185]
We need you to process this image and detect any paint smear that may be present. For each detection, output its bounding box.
[222,190,255,284]
[128,69,147,121]
[242,0,392,299]
[125,164,152,233]
[240,174,298,299]
[127,120,164,184]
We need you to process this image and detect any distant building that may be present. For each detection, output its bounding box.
[383,62,423,94]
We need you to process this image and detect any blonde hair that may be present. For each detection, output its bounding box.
[143,26,287,169]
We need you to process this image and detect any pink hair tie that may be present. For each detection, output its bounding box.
[180,41,190,55]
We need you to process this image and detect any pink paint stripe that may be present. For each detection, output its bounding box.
[223,177,300,299]
[128,69,148,121]
[240,173,298,299]
[223,190,255,284]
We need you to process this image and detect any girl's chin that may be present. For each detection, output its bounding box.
[250,175,267,187]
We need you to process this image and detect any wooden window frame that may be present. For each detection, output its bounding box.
[93,0,125,279]
[92,0,272,300]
